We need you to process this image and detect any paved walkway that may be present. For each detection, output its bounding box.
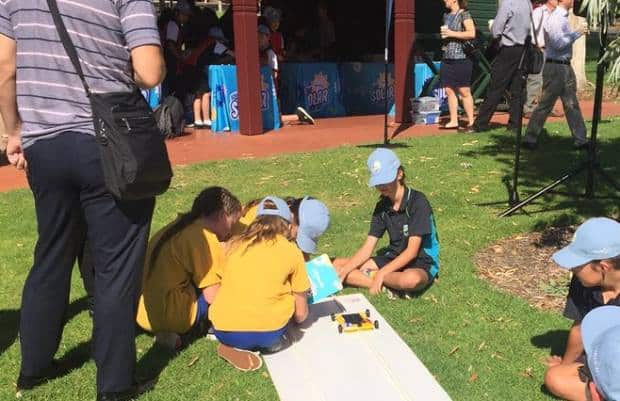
[2,100,620,192]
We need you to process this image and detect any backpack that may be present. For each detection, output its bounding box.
[153,95,185,139]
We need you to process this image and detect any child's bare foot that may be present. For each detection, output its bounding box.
[217,343,262,372]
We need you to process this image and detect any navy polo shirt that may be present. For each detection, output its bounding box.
[368,187,440,275]
[564,276,620,321]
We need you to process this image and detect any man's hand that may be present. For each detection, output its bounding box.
[6,134,26,170]
[369,271,384,295]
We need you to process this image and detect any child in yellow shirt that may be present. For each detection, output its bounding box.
[204,196,311,371]
[232,196,330,261]
[136,187,242,349]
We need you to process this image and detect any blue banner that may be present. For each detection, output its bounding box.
[209,65,280,133]
[140,84,161,109]
[279,63,346,118]
[340,62,395,115]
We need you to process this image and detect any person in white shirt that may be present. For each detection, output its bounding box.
[523,0,589,150]
[258,24,314,125]
[524,0,562,116]
[162,0,192,96]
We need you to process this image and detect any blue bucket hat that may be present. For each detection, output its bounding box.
[552,217,620,269]
[256,196,291,223]
[258,24,271,36]
[296,197,330,254]
[582,306,620,401]
[367,148,401,187]
[174,0,193,15]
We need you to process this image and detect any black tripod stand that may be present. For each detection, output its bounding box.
[499,23,620,218]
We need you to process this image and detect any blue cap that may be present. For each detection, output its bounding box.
[367,148,401,187]
[296,197,330,254]
[258,24,271,35]
[208,26,226,41]
[582,306,620,401]
[174,0,193,15]
[552,218,620,269]
[263,6,282,23]
[256,196,291,222]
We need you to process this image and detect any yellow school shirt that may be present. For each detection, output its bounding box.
[230,204,258,236]
[136,218,222,333]
[206,235,310,332]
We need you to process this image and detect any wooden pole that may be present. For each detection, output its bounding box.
[232,0,263,135]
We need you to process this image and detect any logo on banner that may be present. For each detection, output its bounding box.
[304,72,330,110]
[260,75,270,111]
[370,72,395,105]
[230,91,239,120]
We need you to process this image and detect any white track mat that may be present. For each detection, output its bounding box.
[263,293,453,401]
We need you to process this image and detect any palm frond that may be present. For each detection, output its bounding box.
[601,37,620,84]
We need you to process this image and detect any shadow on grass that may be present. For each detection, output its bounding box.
[461,125,620,216]
[357,142,410,150]
[0,296,89,357]
[136,329,205,386]
[531,329,569,356]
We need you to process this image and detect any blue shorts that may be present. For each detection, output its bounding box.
[213,325,288,351]
[372,254,438,282]
[194,292,209,326]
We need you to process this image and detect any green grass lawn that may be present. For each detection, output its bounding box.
[1,118,620,401]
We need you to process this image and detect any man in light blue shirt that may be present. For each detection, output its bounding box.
[473,0,532,132]
[523,0,589,149]
[524,0,563,115]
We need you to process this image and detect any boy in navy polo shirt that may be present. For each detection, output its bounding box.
[544,218,620,401]
[334,148,440,297]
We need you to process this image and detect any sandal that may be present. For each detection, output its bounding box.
[217,343,263,372]
[439,124,459,130]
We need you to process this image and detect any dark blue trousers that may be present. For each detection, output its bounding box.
[20,132,154,394]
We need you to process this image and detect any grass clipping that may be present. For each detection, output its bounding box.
[474,226,575,312]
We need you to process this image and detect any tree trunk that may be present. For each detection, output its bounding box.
[569,9,589,92]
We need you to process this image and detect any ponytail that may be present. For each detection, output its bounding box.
[149,186,241,266]
[229,199,291,252]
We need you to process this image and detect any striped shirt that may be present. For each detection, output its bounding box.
[491,0,532,46]
[543,6,582,61]
[0,0,161,148]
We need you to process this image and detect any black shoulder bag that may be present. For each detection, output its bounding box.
[47,0,173,200]
[457,10,478,58]
[526,8,544,74]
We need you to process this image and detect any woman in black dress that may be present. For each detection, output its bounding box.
[439,0,476,132]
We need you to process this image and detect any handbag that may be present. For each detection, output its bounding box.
[457,10,478,58]
[526,8,544,74]
[47,0,173,200]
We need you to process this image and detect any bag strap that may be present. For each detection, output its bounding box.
[46,0,91,97]
[530,7,541,48]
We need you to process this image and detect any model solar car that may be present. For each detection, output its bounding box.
[331,309,379,334]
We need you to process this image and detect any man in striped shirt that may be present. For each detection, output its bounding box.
[522,0,589,150]
[0,1,164,400]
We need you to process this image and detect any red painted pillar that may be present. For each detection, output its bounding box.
[394,0,415,123]
[232,0,263,135]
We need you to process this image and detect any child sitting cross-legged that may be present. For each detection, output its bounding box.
[543,217,620,401]
[136,187,242,349]
[334,148,440,298]
[204,196,311,371]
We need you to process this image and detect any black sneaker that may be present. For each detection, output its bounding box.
[574,141,591,151]
[295,107,315,125]
[521,141,538,150]
[16,361,62,393]
[472,124,490,133]
[97,378,157,401]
